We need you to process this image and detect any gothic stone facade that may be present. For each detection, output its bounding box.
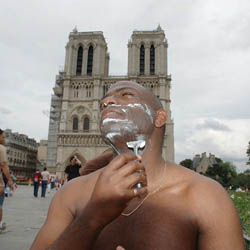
[47,26,174,178]
[192,152,217,174]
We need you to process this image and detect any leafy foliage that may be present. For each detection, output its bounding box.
[229,191,250,237]
[179,159,193,169]
[205,161,237,187]
[231,173,250,188]
[247,141,250,166]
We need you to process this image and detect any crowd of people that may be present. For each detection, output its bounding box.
[32,168,65,198]
[32,154,82,198]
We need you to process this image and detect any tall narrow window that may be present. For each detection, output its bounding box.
[87,46,93,75]
[150,45,155,75]
[83,117,90,131]
[140,45,145,75]
[73,117,78,131]
[76,46,83,75]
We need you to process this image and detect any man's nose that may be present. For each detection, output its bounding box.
[102,96,118,108]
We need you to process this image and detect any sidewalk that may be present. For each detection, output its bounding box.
[0,185,55,250]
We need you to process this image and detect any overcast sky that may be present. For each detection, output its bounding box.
[0,0,249,172]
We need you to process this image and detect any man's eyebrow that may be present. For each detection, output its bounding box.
[100,87,137,102]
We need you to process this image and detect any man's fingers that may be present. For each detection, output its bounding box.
[129,186,148,198]
[118,160,145,177]
[109,153,139,171]
[123,172,147,189]
[116,246,125,250]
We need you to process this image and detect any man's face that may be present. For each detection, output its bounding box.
[99,82,156,153]
[0,133,5,145]
[71,156,77,164]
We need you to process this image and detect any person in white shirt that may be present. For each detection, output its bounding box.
[41,167,50,197]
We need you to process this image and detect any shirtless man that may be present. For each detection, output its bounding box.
[30,81,245,250]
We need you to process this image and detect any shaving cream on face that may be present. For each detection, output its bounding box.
[100,103,155,153]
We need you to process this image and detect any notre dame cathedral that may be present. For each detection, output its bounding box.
[47,25,174,177]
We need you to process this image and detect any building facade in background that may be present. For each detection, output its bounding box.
[192,152,217,174]
[37,140,48,170]
[47,25,175,177]
[4,129,38,178]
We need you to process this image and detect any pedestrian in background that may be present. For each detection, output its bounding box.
[41,167,50,197]
[0,129,13,233]
[33,169,41,198]
[64,155,82,182]
[50,176,55,189]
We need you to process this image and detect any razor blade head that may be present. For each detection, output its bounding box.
[126,140,146,149]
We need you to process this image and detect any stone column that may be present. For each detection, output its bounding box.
[145,45,150,75]
[155,44,160,75]
[131,43,137,75]
[160,44,164,75]
[93,44,99,76]
[165,122,174,162]
[92,79,101,132]
[60,81,70,132]
[71,46,77,76]
[104,53,109,76]
[82,47,88,76]
[127,42,132,75]
[64,43,70,74]
[163,41,168,75]
[67,45,73,75]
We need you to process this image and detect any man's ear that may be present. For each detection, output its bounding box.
[155,109,167,128]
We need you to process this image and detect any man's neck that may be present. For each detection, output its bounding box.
[141,151,165,190]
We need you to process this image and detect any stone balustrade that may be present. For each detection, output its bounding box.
[58,133,106,147]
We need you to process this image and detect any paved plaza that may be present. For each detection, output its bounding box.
[0,185,55,250]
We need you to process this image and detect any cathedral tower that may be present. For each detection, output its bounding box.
[47,26,174,177]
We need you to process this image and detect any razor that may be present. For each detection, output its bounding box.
[126,140,146,188]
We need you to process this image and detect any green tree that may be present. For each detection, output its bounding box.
[215,157,223,164]
[179,159,193,169]
[205,161,237,187]
[231,173,250,188]
[247,141,250,165]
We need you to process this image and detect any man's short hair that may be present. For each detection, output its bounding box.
[0,129,3,135]
[43,167,47,171]
[70,156,75,162]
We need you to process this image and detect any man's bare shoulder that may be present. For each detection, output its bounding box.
[164,163,244,247]
[164,162,235,212]
[166,162,226,194]
[57,170,101,216]
[172,163,241,228]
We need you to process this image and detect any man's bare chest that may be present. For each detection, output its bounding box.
[93,201,198,250]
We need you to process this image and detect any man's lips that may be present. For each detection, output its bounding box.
[101,108,123,120]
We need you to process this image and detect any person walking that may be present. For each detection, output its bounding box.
[41,167,50,197]
[0,129,12,233]
[33,169,41,198]
[64,155,82,182]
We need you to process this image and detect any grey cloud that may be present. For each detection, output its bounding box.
[196,119,231,132]
[0,106,12,115]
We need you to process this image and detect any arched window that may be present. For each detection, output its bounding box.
[140,45,145,75]
[150,45,155,75]
[83,117,90,131]
[76,46,83,75]
[87,45,93,76]
[73,117,78,131]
